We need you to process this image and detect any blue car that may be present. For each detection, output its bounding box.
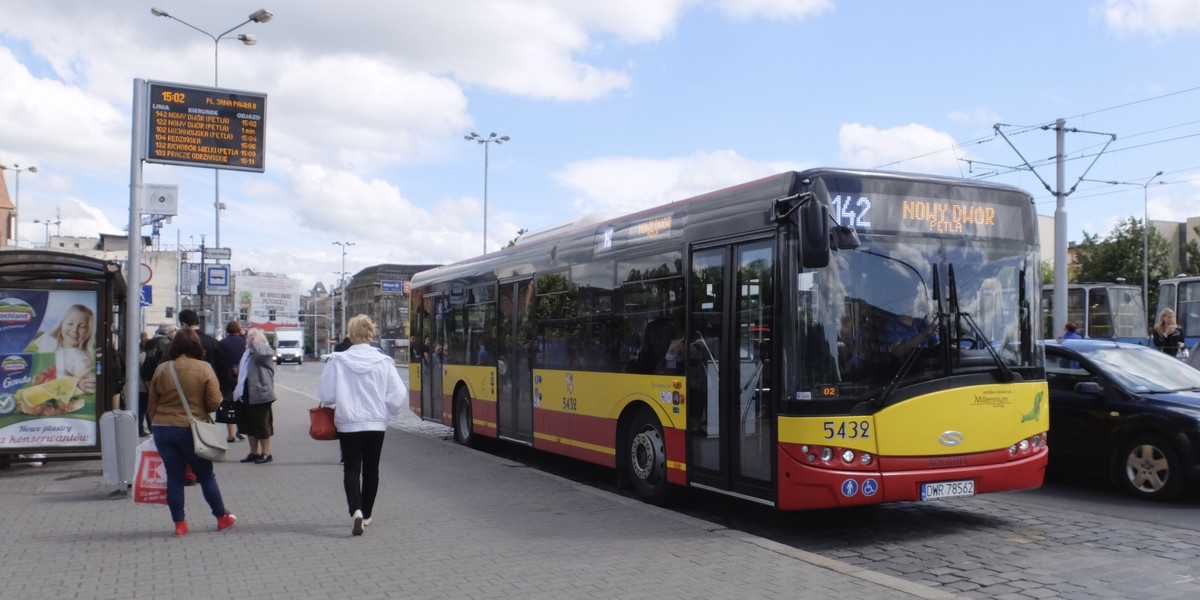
[1044,339,1200,500]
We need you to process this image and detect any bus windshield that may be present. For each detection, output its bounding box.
[798,232,1042,404]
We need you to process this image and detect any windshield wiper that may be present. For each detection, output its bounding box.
[871,268,943,409]
[949,264,1015,383]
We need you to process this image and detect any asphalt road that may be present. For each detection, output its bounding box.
[285,361,1200,600]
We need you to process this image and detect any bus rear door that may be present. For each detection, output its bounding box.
[497,277,534,444]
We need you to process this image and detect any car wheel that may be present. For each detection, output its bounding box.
[1119,435,1182,500]
[625,407,672,505]
[453,387,474,447]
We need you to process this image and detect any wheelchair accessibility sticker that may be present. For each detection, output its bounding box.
[841,477,880,498]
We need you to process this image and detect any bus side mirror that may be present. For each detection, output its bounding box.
[801,202,830,268]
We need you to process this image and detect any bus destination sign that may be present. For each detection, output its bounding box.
[145,81,267,173]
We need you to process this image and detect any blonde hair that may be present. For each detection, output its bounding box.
[347,314,376,345]
[1155,308,1177,335]
[50,304,95,353]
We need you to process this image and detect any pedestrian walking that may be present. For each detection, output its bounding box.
[233,328,277,464]
[318,314,407,536]
[146,328,237,536]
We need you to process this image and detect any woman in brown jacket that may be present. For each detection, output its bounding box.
[147,328,237,536]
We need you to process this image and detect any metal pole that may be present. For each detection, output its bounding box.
[1143,171,1163,340]
[126,79,148,468]
[483,141,489,254]
[1053,118,1067,339]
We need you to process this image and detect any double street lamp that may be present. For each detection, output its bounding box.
[464,132,509,254]
[333,241,355,339]
[152,6,272,326]
[1104,171,1165,338]
[33,218,60,247]
[1,163,37,247]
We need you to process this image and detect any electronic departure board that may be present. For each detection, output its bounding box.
[145,81,267,173]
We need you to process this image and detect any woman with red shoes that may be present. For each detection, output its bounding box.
[146,328,237,536]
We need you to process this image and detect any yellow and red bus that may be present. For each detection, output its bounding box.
[409,168,1048,509]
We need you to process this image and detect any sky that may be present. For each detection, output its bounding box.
[3,0,1200,293]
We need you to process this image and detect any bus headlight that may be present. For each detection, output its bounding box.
[1018,439,1030,452]
[860,453,873,466]
[820,447,834,462]
[841,449,855,463]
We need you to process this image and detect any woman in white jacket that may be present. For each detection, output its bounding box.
[318,314,407,536]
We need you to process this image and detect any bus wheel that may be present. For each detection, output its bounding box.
[1119,435,1181,500]
[453,388,475,447]
[626,408,670,505]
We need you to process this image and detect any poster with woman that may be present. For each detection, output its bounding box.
[0,289,100,449]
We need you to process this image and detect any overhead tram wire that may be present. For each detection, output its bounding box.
[877,83,1200,179]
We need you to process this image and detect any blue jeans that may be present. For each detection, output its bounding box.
[152,425,227,523]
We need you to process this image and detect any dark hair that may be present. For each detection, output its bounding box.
[178,309,200,327]
[1065,322,1078,333]
[226,320,243,335]
[168,328,205,361]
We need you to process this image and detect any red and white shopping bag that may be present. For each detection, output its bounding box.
[132,438,167,505]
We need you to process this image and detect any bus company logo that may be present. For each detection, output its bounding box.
[929,456,968,468]
[1,355,28,373]
[972,392,1010,408]
[938,431,965,446]
[0,298,36,324]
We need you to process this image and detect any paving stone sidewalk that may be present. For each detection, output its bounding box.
[0,385,958,599]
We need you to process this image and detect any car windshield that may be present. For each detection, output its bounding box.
[1079,345,1200,393]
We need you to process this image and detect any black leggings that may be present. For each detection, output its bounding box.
[339,431,386,518]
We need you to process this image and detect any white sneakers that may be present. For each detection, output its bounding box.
[352,510,364,536]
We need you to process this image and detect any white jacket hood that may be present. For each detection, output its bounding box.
[339,345,395,373]
[317,344,407,433]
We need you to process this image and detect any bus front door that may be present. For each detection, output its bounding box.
[497,278,534,444]
[688,239,775,502]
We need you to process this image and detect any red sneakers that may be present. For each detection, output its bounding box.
[174,521,189,537]
[217,510,237,531]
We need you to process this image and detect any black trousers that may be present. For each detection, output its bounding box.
[339,431,386,518]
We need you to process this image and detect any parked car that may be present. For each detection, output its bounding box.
[1044,339,1200,500]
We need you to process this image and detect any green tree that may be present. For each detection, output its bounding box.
[1041,260,1054,286]
[1074,216,1172,311]
[506,229,529,248]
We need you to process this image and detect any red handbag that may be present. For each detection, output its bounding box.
[309,404,337,440]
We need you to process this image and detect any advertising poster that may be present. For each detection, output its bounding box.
[0,289,100,449]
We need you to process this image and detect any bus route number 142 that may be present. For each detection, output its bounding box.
[823,419,870,440]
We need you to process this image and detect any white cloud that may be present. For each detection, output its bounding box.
[713,0,834,21]
[553,150,808,215]
[837,123,962,173]
[1100,0,1200,35]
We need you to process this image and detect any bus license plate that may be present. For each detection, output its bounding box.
[921,479,975,501]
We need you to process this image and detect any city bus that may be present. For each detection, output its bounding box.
[409,168,1048,509]
[1041,282,1147,345]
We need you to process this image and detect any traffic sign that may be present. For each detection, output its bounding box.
[140,263,153,285]
[205,265,231,296]
[206,247,232,260]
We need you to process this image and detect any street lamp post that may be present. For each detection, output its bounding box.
[33,218,59,247]
[152,6,272,328]
[333,241,355,339]
[464,132,509,254]
[1104,171,1164,340]
[1,163,37,247]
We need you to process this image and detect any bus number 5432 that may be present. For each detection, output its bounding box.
[823,420,870,440]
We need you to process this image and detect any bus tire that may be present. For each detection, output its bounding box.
[626,408,671,505]
[1118,434,1181,501]
[453,387,475,447]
